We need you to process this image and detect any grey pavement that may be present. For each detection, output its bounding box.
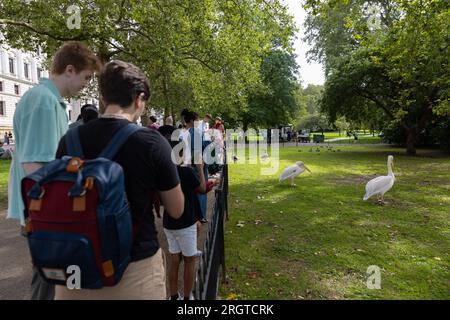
[0,210,32,300]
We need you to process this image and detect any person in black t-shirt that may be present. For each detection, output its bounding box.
[159,130,206,300]
[54,60,184,300]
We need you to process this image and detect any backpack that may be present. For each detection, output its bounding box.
[21,123,141,289]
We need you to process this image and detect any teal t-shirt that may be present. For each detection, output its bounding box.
[7,78,68,225]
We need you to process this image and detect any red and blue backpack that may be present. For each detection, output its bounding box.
[21,124,140,289]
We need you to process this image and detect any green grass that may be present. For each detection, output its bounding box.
[230,133,265,142]
[312,131,380,140]
[328,136,382,144]
[0,160,10,210]
[220,145,450,299]
[315,132,344,139]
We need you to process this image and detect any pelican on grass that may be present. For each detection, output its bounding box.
[363,155,395,205]
[279,161,312,186]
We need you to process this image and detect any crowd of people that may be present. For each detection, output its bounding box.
[7,41,225,300]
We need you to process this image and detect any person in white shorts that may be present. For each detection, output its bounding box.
[161,130,207,301]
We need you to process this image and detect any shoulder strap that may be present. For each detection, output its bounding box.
[65,126,84,158]
[99,123,141,160]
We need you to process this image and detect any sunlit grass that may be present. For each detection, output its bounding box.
[0,160,10,210]
[220,145,450,299]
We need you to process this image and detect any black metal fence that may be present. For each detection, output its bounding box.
[194,156,228,300]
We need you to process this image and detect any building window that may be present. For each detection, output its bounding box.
[9,57,15,74]
[24,62,30,79]
[0,81,3,92]
[0,101,5,116]
[14,84,20,95]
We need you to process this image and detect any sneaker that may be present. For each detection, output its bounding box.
[200,218,208,224]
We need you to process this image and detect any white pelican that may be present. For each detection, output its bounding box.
[279,161,311,186]
[363,155,395,204]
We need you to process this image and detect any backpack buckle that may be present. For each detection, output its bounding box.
[66,157,84,173]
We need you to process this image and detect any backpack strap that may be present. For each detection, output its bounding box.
[99,123,141,160]
[65,126,85,158]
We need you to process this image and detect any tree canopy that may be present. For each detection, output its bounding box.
[304,0,450,154]
[0,0,297,121]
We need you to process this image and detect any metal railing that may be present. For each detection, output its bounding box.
[194,150,228,300]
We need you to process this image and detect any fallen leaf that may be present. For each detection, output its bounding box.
[248,272,258,279]
[254,219,262,225]
[274,273,280,277]
[226,293,237,300]
[434,257,442,261]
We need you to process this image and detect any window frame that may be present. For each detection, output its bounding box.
[0,101,6,116]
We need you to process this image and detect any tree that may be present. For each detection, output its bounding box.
[305,0,450,155]
[300,84,323,114]
[0,0,296,118]
[334,116,350,136]
[243,49,301,137]
[295,113,330,135]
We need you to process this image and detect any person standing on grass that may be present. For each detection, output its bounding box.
[7,41,101,300]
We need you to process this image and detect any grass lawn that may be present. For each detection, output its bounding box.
[328,136,382,144]
[312,131,380,140]
[230,133,265,142]
[0,160,10,210]
[221,145,450,299]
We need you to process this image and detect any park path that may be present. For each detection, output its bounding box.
[0,191,216,300]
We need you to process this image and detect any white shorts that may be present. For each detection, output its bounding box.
[164,224,201,257]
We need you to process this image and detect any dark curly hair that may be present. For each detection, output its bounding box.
[181,108,198,124]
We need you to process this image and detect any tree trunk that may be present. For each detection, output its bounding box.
[141,114,149,127]
[405,128,417,156]
[97,48,111,114]
[171,105,175,125]
[267,128,271,146]
[243,122,249,144]
[162,74,170,121]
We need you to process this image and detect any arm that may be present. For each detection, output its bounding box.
[195,162,207,194]
[159,184,184,219]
